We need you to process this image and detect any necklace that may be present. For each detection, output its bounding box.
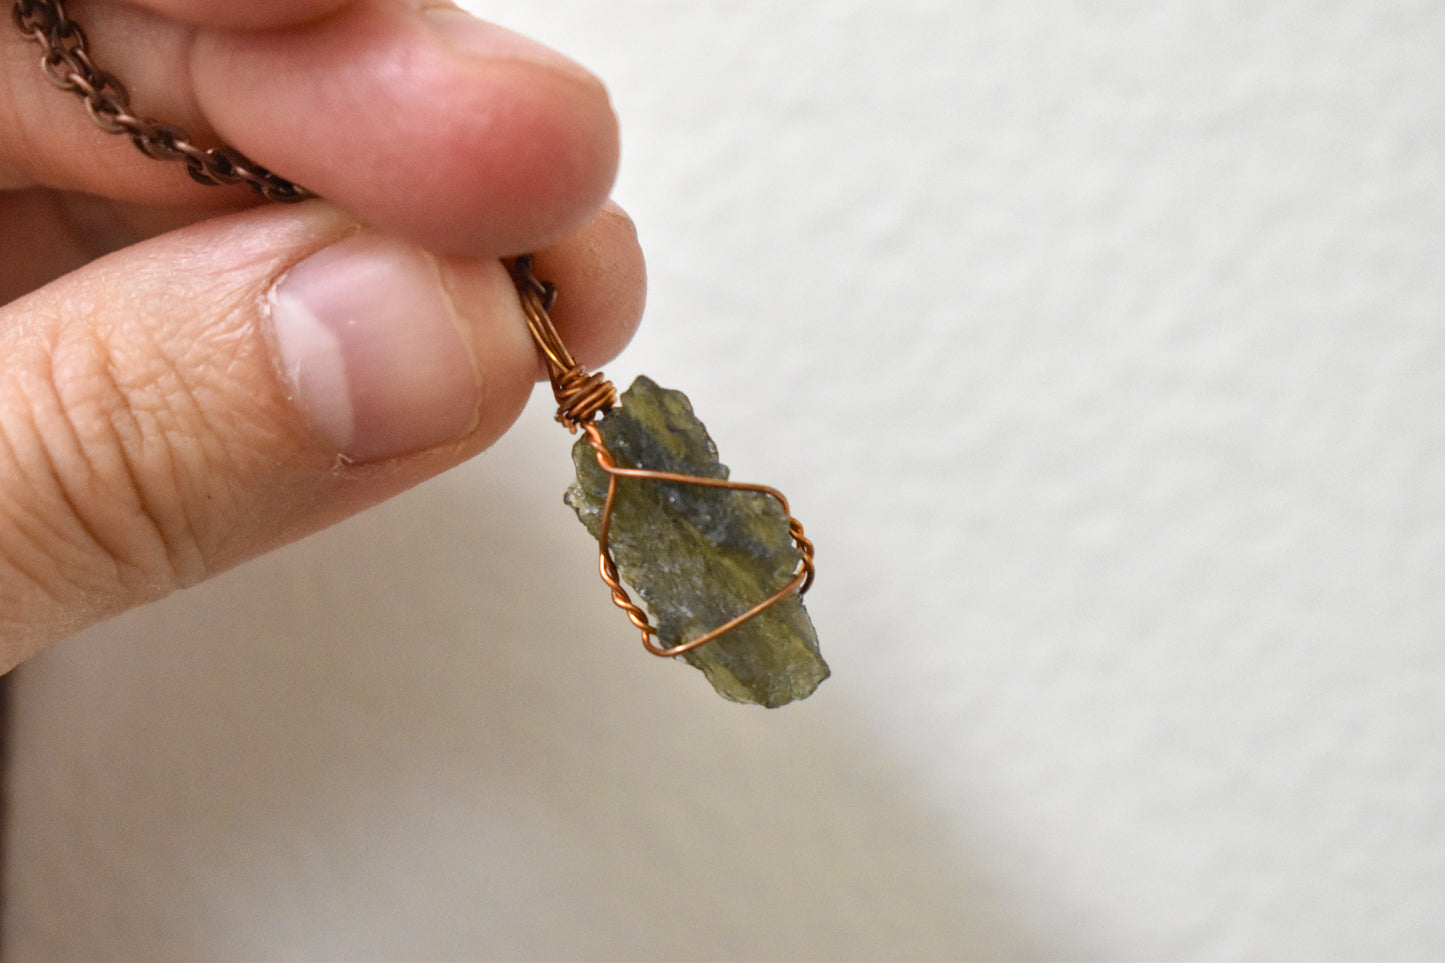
[11,0,826,706]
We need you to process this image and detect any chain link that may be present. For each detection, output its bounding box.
[11,0,312,202]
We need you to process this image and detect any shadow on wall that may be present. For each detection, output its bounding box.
[2,408,1051,961]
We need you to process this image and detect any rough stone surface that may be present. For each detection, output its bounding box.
[565,376,827,707]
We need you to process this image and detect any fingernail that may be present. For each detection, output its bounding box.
[422,7,597,84]
[267,234,481,463]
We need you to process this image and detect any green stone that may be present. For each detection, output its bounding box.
[564,376,828,707]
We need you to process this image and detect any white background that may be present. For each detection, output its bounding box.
[6,1,1445,958]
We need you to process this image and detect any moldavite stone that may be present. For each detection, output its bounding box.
[564,376,828,708]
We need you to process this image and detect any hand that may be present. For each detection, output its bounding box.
[0,0,646,669]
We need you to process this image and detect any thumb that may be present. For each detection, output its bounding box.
[0,201,571,669]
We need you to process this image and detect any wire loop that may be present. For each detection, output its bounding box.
[510,255,618,430]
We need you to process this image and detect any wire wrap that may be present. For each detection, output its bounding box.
[510,257,814,657]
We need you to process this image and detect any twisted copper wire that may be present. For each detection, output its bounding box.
[510,257,814,657]
[581,422,815,657]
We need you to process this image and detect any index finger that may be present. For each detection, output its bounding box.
[195,2,620,255]
[3,0,619,257]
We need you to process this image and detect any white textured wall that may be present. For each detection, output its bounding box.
[6,1,1445,959]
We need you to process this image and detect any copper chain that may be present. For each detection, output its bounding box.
[11,0,312,202]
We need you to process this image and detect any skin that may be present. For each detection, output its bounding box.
[0,0,647,669]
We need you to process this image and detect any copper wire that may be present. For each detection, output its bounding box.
[511,256,617,430]
[510,257,814,658]
[581,422,815,657]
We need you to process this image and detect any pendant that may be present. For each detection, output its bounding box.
[511,258,827,707]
